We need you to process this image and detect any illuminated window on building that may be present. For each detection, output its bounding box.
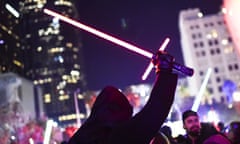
[44,93,51,103]
[224,46,234,54]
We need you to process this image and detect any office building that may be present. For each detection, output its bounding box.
[19,0,87,125]
[179,8,240,103]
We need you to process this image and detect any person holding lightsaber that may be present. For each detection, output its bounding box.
[67,51,179,144]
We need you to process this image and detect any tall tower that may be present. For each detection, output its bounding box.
[179,8,240,103]
[19,0,87,125]
[0,1,24,75]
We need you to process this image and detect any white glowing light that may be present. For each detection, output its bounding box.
[207,109,220,124]
[192,68,212,112]
[44,119,54,144]
[0,40,4,44]
[29,138,34,144]
[71,70,80,76]
[5,4,20,18]
[74,89,82,128]
[233,91,240,102]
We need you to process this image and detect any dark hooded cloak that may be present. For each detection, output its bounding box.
[68,71,178,144]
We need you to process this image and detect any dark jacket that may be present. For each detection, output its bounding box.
[68,71,178,144]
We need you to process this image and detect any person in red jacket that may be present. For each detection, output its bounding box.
[68,51,179,144]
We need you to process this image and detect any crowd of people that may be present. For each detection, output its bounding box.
[150,110,240,144]
[66,51,240,144]
[173,110,240,144]
[2,50,239,144]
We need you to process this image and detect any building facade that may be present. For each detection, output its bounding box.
[179,8,240,103]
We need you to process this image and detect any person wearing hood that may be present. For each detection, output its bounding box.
[68,51,179,144]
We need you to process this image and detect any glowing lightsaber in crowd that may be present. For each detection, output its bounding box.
[43,9,194,77]
[191,68,212,112]
[74,89,82,128]
[43,119,54,144]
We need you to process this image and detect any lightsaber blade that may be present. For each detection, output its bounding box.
[191,68,212,112]
[141,37,170,80]
[44,9,153,59]
[44,9,194,77]
[43,119,53,144]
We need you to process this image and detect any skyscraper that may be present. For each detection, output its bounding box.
[0,1,24,75]
[179,8,240,104]
[19,0,87,125]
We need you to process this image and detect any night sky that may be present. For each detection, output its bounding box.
[76,0,223,90]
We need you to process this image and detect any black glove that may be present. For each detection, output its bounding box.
[151,51,175,73]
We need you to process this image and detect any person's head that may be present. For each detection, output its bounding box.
[217,121,225,132]
[89,86,133,125]
[182,110,201,137]
[225,121,240,144]
[150,132,170,144]
[160,125,172,138]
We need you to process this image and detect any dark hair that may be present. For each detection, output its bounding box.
[182,110,198,123]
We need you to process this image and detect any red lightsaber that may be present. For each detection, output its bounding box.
[44,9,153,59]
[43,9,194,77]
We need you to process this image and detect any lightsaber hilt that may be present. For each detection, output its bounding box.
[152,51,194,77]
[172,62,194,76]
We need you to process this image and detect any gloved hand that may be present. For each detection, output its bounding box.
[151,51,175,73]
